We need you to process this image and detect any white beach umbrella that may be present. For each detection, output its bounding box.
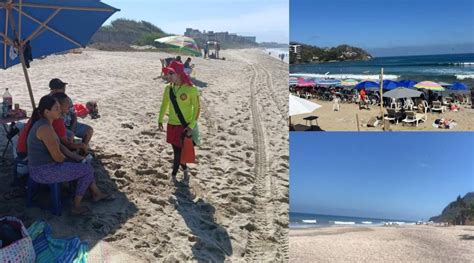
[289,94,321,116]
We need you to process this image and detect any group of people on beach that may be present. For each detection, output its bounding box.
[16,79,113,215]
[16,55,200,215]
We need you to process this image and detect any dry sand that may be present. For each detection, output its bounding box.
[290,225,474,262]
[0,48,289,262]
[291,99,474,131]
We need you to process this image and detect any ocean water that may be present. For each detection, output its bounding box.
[290,53,474,87]
[290,212,415,229]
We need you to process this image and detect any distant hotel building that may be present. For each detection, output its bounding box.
[184,28,257,46]
[290,44,301,59]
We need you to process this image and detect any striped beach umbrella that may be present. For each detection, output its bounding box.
[155,35,202,56]
[340,79,358,87]
[414,81,445,91]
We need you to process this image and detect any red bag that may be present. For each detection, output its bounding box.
[74,103,89,118]
[180,137,196,164]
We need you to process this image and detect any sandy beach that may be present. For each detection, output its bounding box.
[291,99,474,131]
[290,225,474,262]
[0,48,288,261]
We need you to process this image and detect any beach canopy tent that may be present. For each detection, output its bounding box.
[382,80,400,90]
[448,82,469,91]
[354,80,379,91]
[414,81,445,91]
[289,94,321,116]
[154,35,202,57]
[296,78,315,87]
[398,80,417,88]
[382,87,422,99]
[0,0,119,109]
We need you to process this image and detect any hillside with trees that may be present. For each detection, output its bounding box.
[89,19,168,51]
[430,192,474,225]
[290,42,372,64]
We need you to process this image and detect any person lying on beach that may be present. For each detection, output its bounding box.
[27,95,113,215]
[49,78,94,151]
[158,61,200,187]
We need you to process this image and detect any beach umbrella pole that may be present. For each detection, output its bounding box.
[7,2,36,109]
[379,68,384,130]
[19,50,36,109]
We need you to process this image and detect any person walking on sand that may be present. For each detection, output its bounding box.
[158,61,200,186]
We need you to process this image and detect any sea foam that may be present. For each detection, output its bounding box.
[289,73,399,80]
[333,221,356,225]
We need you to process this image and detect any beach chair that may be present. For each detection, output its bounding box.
[431,101,445,113]
[384,108,403,124]
[422,100,430,112]
[404,98,414,111]
[402,111,418,126]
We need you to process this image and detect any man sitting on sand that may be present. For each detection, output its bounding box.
[49,78,94,151]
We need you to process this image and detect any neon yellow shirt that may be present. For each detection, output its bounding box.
[158,84,200,129]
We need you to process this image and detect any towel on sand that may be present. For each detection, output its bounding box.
[27,221,88,263]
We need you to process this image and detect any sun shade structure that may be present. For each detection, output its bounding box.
[289,94,321,116]
[340,79,358,87]
[448,82,469,91]
[296,78,315,87]
[382,87,422,99]
[382,80,400,90]
[355,80,379,90]
[414,81,445,91]
[0,0,119,108]
[398,80,417,88]
[155,35,202,57]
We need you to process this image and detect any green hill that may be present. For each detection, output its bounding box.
[430,192,474,225]
[290,42,372,64]
[90,19,168,51]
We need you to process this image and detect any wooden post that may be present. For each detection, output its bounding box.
[380,67,384,131]
[356,113,360,131]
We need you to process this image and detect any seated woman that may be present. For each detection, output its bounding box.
[27,95,112,215]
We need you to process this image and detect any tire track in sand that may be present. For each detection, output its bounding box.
[244,62,277,261]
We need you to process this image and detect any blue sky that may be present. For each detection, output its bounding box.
[104,0,289,43]
[290,0,474,56]
[290,132,474,221]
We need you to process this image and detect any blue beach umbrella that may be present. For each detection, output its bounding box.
[0,0,119,108]
[398,80,417,88]
[448,82,469,91]
[382,80,400,90]
[355,80,379,90]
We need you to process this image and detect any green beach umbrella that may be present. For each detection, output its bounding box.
[154,35,202,57]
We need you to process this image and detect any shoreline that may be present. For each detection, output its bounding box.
[290,225,474,262]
